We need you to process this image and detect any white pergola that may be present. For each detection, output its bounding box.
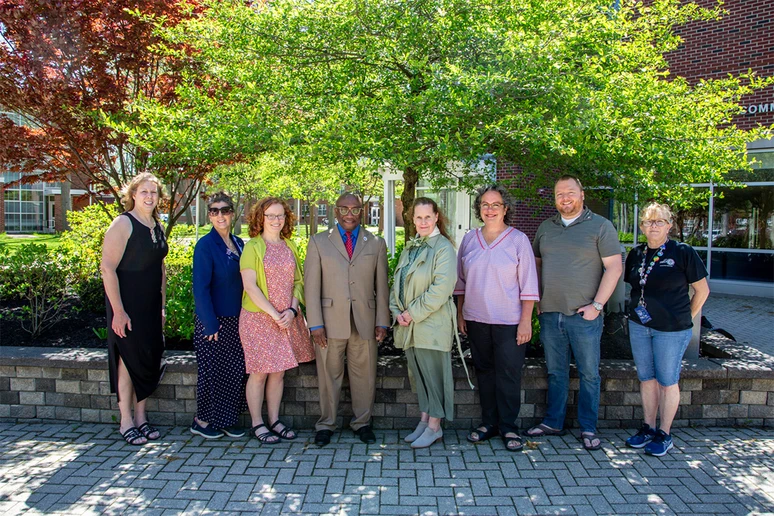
[380,167,403,255]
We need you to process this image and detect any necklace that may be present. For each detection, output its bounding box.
[637,240,667,307]
[130,210,159,244]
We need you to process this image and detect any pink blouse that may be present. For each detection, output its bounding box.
[454,227,540,325]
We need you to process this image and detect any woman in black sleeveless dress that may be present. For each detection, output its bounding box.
[101,173,168,445]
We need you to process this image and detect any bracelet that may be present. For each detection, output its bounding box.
[287,307,298,318]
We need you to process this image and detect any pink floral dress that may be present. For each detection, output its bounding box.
[240,241,314,373]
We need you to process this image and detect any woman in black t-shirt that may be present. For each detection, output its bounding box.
[623,202,709,458]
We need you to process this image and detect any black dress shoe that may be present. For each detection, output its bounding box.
[314,429,333,447]
[354,425,376,444]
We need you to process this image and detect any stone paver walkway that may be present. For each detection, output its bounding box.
[1,423,773,515]
[702,293,774,357]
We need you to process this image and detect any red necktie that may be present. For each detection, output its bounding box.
[345,231,354,259]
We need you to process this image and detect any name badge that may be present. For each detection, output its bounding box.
[634,305,652,324]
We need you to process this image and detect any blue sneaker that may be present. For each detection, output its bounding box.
[190,420,224,439]
[626,424,656,449]
[222,426,246,438]
[644,429,673,457]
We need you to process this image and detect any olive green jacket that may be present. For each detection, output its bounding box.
[389,234,457,352]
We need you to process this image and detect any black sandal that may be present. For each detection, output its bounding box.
[581,432,602,451]
[466,424,498,443]
[121,427,146,446]
[137,422,160,441]
[269,419,297,440]
[251,424,280,444]
[502,434,523,452]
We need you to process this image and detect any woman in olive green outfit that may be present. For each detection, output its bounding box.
[390,198,471,449]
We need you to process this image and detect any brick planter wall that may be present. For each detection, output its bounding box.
[2,334,773,429]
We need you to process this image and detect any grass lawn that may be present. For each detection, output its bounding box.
[0,233,63,250]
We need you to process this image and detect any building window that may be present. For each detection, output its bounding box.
[317,204,327,216]
[2,172,46,232]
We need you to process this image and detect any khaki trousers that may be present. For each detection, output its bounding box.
[315,314,377,431]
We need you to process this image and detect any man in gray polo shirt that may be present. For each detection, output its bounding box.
[527,175,622,451]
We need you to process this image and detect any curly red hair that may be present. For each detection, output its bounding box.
[247,197,296,239]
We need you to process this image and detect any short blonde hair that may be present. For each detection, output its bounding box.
[640,202,674,224]
[120,173,166,221]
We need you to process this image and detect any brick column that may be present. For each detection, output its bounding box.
[54,194,65,233]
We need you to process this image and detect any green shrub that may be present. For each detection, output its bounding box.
[169,223,197,239]
[75,276,107,313]
[290,233,309,269]
[387,240,405,287]
[618,231,646,244]
[61,204,118,275]
[164,241,195,341]
[61,204,118,313]
[0,243,76,338]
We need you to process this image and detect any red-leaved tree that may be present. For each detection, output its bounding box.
[0,0,207,233]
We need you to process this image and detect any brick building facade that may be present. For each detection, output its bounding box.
[667,0,773,131]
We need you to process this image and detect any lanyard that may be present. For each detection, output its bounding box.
[638,241,666,307]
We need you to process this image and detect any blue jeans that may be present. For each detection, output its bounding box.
[628,321,692,386]
[539,312,603,433]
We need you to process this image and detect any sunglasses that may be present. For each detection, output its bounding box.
[208,206,234,216]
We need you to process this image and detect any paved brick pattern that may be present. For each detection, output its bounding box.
[1,423,772,515]
[703,293,774,357]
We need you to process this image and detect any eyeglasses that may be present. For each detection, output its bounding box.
[642,219,669,227]
[264,213,286,221]
[208,206,234,216]
[481,202,504,210]
[335,207,363,216]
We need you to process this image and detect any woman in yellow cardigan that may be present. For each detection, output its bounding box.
[390,198,471,449]
[240,197,314,444]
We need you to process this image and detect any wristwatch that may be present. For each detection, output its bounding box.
[592,301,604,312]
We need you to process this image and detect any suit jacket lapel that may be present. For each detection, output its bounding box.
[328,229,350,260]
[350,227,369,262]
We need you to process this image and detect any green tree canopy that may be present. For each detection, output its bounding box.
[133,0,772,239]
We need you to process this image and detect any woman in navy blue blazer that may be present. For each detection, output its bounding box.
[190,192,247,439]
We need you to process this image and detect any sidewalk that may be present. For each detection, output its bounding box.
[702,293,774,357]
[1,422,772,515]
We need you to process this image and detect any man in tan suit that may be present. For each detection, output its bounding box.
[304,193,390,446]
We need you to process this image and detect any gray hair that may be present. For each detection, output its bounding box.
[640,202,674,224]
[206,191,234,210]
[473,183,516,223]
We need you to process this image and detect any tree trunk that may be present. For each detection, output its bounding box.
[401,167,418,242]
[310,202,319,235]
[378,200,384,234]
[60,175,71,231]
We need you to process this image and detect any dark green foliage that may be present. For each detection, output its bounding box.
[387,240,405,288]
[0,243,76,338]
[164,242,194,340]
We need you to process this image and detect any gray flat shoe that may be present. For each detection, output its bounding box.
[410,426,443,449]
[404,421,428,443]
